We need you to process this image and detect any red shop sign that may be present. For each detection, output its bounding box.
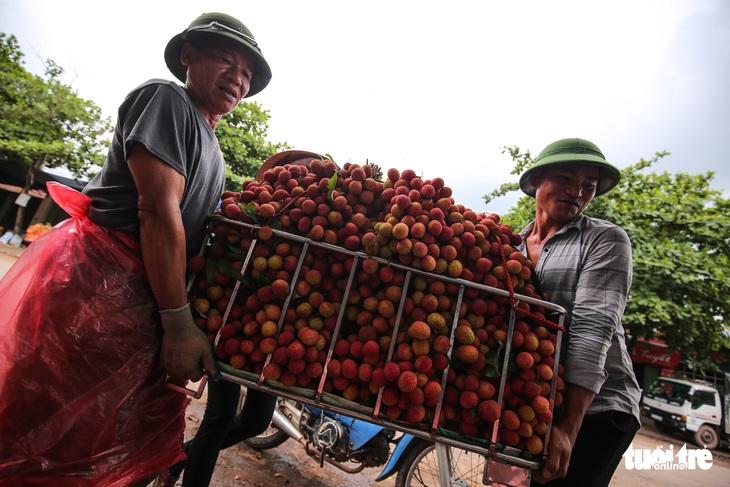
[631,344,680,367]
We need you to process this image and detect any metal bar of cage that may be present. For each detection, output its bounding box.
[178,215,567,471]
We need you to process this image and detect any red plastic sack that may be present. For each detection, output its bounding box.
[0,182,186,486]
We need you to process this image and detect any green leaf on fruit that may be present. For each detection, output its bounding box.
[327,171,338,202]
[484,341,513,378]
[225,242,243,257]
[238,201,259,220]
[215,259,246,284]
[256,273,272,288]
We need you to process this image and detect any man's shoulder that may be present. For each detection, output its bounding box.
[580,215,620,229]
[578,215,630,242]
[116,79,197,125]
[123,79,189,105]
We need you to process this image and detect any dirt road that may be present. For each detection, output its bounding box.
[0,243,22,276]
[182,386,730,487]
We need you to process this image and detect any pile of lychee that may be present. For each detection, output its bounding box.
[186,159,565,458]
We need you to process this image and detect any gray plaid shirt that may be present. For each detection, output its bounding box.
[518,214,641,420]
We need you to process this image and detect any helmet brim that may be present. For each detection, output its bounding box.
[519,155,621,197]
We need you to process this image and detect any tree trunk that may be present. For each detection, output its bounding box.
[12,160,41,236]
[12,197,27,236]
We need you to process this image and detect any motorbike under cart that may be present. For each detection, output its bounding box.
[173,216,567,487]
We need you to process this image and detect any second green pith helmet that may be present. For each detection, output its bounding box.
[519,138,621,197]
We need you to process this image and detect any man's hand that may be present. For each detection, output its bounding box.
[532,384,595,483]
[532,423,573,483]
[159,303,217,384]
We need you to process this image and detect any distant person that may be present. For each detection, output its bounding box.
[516,138,642,486]
[0,12,271,486]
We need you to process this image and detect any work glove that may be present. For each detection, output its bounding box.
[158,303,217,384]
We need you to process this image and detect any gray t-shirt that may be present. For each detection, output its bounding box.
[83,79,225,252]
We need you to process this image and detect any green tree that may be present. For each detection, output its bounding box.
[486,147,730,370]
[217,102,289,191]
[0,33,111,234]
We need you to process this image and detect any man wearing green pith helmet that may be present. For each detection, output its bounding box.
[0,12,272,486]
[517,138,641,486]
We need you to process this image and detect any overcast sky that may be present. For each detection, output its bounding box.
[1,0,728,215]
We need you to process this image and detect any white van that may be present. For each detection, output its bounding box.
[641,376,729,450]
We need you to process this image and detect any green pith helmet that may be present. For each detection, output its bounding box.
[164,12,272,98]
[519,138,621,197]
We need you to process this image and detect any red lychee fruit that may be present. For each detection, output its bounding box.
[341,358,359,379]
[477,399,501,422]
[358,363,374,382]
[515,351,535,370]
[454,325,475,345]
[362,340,381,358]
[286,341,305,360]
[538,339,555,357]
[408,321,431,341]
[384,406,402,420]
[407,387,425,406]
[383,362,401,382]
[298,328,320,347]
[371,367,388,388]
[432,353,449,371]
[305,361,323,379]
[524,381,542,399]
[271,279,290,298]
[534,422,548,436]
[455,345,479,364]
[517,404,536,422]
[536,363,554,381]
[259,337,277,355]
[262,362,282,381]
[423,380,442,402]
[499,428,520,446]
[525,435,544,455]
[405,404,426,424]
[411,339,430,357]
[287,358,306,374]
[327,358,342,377]
[433,335,451,354]
[477,380,496,400]
[334,339,351,357]
[459,390,479,410]
[501,409,521,430]
[382,388,401,407]
[277,330,296,347]
[187,255,206,272]
[522,332,539,352]
[414,355,433,373]
[532,395,551,415]
[397,371,418,393]
[342,384,360,401]
[517,421,533,438]
[463,374,480,392]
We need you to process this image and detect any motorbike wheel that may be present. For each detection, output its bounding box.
[243,423,290,450]
[394,439,485,487]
